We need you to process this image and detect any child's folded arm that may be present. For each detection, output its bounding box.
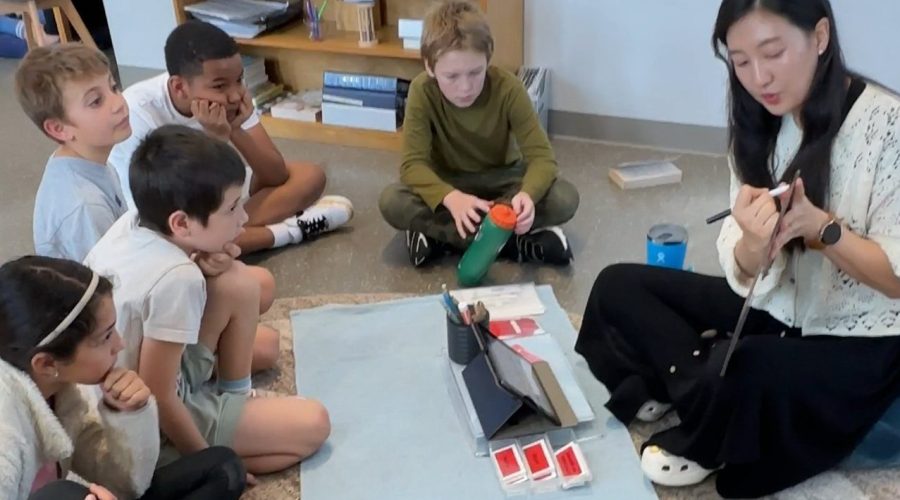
[400,80,454,210]
[69,386,159,498]
[507,80,558,202]
[139,337,209,455]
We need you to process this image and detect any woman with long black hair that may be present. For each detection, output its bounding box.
[575,0,900,497]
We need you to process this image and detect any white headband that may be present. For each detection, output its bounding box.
[37,272,100,348]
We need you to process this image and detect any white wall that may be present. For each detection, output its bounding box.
[524,0,900,128]
[102,0,176,70]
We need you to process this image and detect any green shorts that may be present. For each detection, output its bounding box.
[157,343,247,467]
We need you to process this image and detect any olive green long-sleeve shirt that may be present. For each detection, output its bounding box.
[400,66,558,210]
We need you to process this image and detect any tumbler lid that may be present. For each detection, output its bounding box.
[647,224,688,245]
[489,205,517,230]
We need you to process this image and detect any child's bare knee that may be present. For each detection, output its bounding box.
[253,327,280,371]
[252,267,276,313]
[298,399,331,450]
[214,262,261,302]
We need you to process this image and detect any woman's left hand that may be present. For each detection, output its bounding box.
[771,177,831,257]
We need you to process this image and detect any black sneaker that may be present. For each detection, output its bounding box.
[406,230,440,267]
[502,226,573,265]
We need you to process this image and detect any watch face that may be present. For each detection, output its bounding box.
[822,222,842,245]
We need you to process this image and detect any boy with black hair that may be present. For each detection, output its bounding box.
[87,125,330,472]
[110,20,353,255]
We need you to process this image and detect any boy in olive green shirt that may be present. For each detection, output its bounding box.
[379,1,579,267]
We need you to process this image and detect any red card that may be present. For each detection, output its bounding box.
[523,441,552,475]
[492,445,523,478]
[488,318,544,339]
[555,443,584,477]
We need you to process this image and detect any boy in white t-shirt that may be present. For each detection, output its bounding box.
[87,125,330,471]
[109,20,353,255]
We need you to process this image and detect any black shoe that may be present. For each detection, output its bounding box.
[405,230,440,267]
[502,226,573,265]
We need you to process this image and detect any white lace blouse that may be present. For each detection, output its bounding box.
[717,84,900,336]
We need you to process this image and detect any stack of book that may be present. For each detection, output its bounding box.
[185,0,301,39]
[269,93,321,123]
[321,71,410,132]
[398,18,423,50]
[242,55,285,112]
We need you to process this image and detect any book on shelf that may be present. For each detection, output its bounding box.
[322,87,404,110]
[184,0,286,22]
[187,2,301,39]
[321,102,398,132]
[251,82,286,109]
[322,71,410,94]
[269,94,321,122]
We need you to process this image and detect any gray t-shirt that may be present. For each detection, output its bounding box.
[33,155,127,262]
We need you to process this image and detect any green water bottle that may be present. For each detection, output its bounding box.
[457,204,517,287]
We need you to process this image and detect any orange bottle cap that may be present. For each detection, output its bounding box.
[489,204,517,231]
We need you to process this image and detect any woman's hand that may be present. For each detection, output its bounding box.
[732,184,781,255]
[771,178,831,256]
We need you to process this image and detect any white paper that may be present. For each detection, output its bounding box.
[450,283,545,320]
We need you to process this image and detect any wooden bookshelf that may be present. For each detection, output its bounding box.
[171,0,523,151]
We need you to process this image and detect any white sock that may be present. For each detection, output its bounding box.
[267,221,304,248]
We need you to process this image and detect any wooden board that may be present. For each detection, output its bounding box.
[261,114,403,151]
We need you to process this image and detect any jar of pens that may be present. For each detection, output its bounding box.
[304,0,327,41]
[442,284,489,365]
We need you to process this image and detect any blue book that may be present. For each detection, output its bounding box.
[322,86,403,110]
[322,71,411,94]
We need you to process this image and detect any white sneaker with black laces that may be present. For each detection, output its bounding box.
[284,195,354,243]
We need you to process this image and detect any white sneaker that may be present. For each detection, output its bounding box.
[286,195,353,241]
[641,445,717,487]
[635,399,672,423]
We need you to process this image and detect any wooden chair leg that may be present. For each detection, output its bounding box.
[26,0,46,46]
[58,1,96,49]
[21,7,39,48]
[53,6,71,43]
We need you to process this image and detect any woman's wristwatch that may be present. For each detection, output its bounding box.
[808,216,843,250]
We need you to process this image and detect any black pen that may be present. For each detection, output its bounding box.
[705,184,791,224]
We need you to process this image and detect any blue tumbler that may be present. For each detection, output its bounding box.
[646,224,688,270]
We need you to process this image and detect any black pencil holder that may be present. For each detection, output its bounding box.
[447,316,480,365]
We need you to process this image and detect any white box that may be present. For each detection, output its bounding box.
[402,37,421,50]
[398,18,424,39]
[322,102,397,132]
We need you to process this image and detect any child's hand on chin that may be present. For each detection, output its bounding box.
[192,243,242,277]
[101,368,151,412]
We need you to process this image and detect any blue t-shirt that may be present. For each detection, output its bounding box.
[33,156,127,262]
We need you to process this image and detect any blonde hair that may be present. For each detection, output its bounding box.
[421,1,494,70]
[14,43,111,132]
